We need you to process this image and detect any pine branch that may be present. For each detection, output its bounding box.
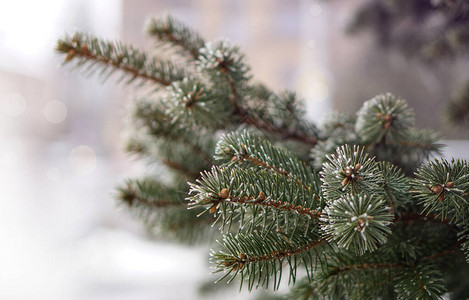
[197,39,318,146]
[118,177,185,209]
[240,85,319,147]
[328,262,404,276]
[356,93,415,146]
[161,158,199,178]
[320,193,393,254]
[412,158,469,223]
[56,14,469,298]
[118,177,216,243]
[214,130,321,192]
[395,128,442,154]
[242,113,319,146]
[198,39,250,87]
[146,15,205,59]
[166,78,233,129]
[241,92,319,146]
[125,134,209,179]
[187,166,321,234]
[394,264,447,300]
[420,241,461,262]
[211,231,325,290]
[320,145,384,201]
[56,32,186,86]
[458,223,469,262]
[379,162,411,209]
[284,278,322,300]
[314,249,403,299]
[446,81,469,125]
[132,98,215,164]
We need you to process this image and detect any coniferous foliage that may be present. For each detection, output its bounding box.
[58,15,469,299]
[348,0,469,61]
[447,82,469,125]
[348,0,469,126]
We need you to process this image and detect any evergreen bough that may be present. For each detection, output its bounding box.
[57,15,469,299]
[348,0,469,126]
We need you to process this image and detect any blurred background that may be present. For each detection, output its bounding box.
[1,0,469,299]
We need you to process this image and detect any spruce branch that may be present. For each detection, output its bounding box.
[132,98,215,164]
[239,91,320,146]
[320,145,384,201]
[397,128,442,154]
[240,85,319,147]
[56,32,186,86]
[198,39,250,87]
[314,249,403,299]
[56,14,469,298]
[197,40,319,146]
[187,166,322,234]
[117,177,214,243]
[118,177,185,209]
[146,15,205,59]
[210,231,325,290]
[265,91,319,144]
[242,112,319,146]
[243,83,273,113]
[320,193,393,254]
[379,162,411,209]
[284,278,322,300]
[446,81,469,125]
[214,130,320,192]
[356,93,415,146]
[458,224,469,262]
[311,112,358,169]
[348,0,469,61]
[394,264,447,300]
[166,78,233,129]
[412,158,469,222]
[322,112,357,138]
[125,133,210,180]
[157,139,212,178]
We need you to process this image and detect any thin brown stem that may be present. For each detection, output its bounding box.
[329,262,405,276]
[70,44,171,86]
[243,112,318,146]
[226,195,322,219]
[240,238,326,264]
[421,241,461,262]
[161,159,200,178]
[160,30,200,59]
[177,134,214,165]
[234,154,312,192]
[123,194,185,209]
[395,212,450,225]
[223,74,318,146]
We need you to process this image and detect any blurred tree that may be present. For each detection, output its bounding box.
[347,0,469,125]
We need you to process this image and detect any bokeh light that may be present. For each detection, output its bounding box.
[297,71,330,103]
[310,4,323,17]
[43,100,67,124]
[68,145,97,176]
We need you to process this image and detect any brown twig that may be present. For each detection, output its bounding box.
[329,262,405,276]
[233,154,313,192]
[225,194,322,219]
[223,74,318,146]
[67,44,171,86]
[237,238,326,266]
